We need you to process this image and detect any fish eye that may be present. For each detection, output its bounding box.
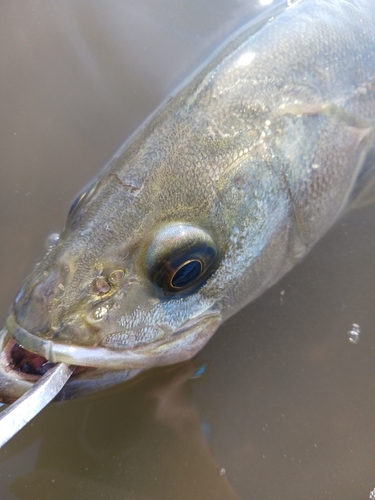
[146,223,218,294]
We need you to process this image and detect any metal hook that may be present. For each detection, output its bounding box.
[0,363,73,448]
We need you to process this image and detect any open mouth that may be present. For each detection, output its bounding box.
[0,327,142,404]
[9,339,55,377]
[2,336,88,382]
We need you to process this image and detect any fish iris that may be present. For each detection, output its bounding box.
[172,260,202,288]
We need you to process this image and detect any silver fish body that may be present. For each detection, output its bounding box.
[2,0,375,400]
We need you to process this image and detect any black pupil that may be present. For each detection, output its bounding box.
[172,260,202,288]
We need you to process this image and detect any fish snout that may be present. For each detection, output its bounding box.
[10,258,94,341]
[10,261,133,348]
[12,266,66,339]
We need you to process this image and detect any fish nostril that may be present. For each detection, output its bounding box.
[108,269,125,284]
[92,269,126,296]
[93,276,111,295]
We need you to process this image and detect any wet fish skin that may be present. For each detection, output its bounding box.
[4,0,375,386]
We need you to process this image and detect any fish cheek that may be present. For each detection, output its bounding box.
[280,110,374,246]
[102,325,166,349]
[210,156,292,314]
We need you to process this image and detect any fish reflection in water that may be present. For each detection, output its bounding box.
[5,362,238,500]
[1,0,375,404]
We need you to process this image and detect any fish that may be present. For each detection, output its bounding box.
[1,0,375,402]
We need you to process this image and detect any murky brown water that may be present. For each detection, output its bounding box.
[1,1,375,499]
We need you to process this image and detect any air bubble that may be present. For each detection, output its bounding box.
[45,233,60,250]
[347,323,360,344]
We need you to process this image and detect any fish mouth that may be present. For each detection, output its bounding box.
[5,310,221,371]
[0,327,90,393]
[0,328,65,403]
[2,336,88,380]
[0,311,220,403]
[0,327,143,403]
[5,336,60,379]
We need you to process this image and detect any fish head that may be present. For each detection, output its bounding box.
[8,197,221,371]
[5,122,235,376]
[5,104,292,381]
